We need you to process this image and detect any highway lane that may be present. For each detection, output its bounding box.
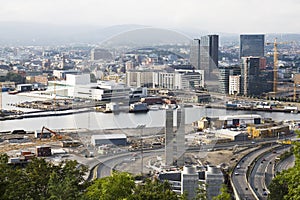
[249,146,290,200]
[94,140,278,179]
[231,145,276,200]
[276,154,295,173]
[95,141,263,179]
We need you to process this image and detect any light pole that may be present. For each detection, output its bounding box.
[137,124,146,175]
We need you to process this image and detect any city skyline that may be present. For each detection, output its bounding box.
[0,0,299,34]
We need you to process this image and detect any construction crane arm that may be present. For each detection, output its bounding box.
[40,126,62,139]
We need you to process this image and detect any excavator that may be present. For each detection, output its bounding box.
[40,126,63,140]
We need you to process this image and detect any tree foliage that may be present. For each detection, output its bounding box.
[128,178,178,200]
[0,156,87,200]
[0,154,193,200]
[268,131,300,200]
[212,184,231,200]
[0,72,25,83]
[84,172,180,200]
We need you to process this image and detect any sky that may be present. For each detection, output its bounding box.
[0,0,299,34]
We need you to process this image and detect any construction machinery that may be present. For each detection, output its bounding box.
[40,126,63,140]
[266,38,293,96]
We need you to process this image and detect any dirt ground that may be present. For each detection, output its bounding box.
[114,147,254,175]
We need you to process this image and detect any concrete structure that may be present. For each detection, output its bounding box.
[165,109,174,166]
[181,166,199,200]
[190,39,201,70]
[165,108,186,166]
[205,166,224,200]
[176,107,185,166]
[91,134,127,146]
[200,35,219,79]
[158,165,223,200]
[240,34,265,58]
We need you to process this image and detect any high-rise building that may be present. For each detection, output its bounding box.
[190,39,201,70]
[241,57,260,96]
[165,109,174,166]
[200,35,219,79]
[218,66,241,94]
[229,75,241,95]
[240,34,265,58]
[241,57,272,96]
[176,107,185,166]
[165,108,185,166]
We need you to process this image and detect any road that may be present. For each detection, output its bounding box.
[231,144,276,200]
[276,154,295,173]
[249,146,290,200]
[94,139,283,179]
[96,149,164,178]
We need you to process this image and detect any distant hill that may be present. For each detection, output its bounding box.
[0,22,299,46]
[0,22,191,46]
[100,28,191,47]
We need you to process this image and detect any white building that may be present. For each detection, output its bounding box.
[219,114,262,126]
[73,81,130,102]
[229,75,241,95]
[126,70,204,90]
[66,74,90,86]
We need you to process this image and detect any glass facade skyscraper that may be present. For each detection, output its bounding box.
[240,34,265,58]
[200,35,219,79]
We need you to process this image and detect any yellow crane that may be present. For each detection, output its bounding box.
[293,74,300,101]
[0,83,2,111]
[266,38,293,96]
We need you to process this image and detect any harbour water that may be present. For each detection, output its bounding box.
[1,92,300,132]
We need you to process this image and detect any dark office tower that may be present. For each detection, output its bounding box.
[240,34,265,58]
[241,57,270,96]
[190,39,201,70]
[218,66,241,94]
[200,35,219,79]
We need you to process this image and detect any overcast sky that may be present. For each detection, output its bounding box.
[0,0,299,34]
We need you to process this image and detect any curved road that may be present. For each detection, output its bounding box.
[97,149,164,178]
[276,154,295,173]
[231,145,277,200]
[249,146,290,200]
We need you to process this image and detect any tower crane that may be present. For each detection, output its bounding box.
[0,83,2,111]
[266,38,292,96]
[293,74,300,101]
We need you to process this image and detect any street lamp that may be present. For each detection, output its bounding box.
[137,124,146,175]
